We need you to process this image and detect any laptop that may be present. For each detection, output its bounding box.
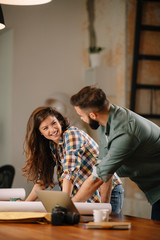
[36,190,79,213]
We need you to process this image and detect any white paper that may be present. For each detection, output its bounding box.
[74,202,112,215]
[0,201,111,215]
[0,201,46,212]
[0,188,26,201]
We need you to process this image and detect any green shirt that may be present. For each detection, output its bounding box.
[96,104,160,205]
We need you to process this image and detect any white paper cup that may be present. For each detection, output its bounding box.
[93,209,109,222]
[93,209,103,222]
[100,209,109,222]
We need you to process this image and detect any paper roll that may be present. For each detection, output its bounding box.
[0,188,26,201]
[74,202,112,215]
[0,201,111,215]
[0,201,46,212]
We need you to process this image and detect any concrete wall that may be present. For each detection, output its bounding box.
[1,0,86,195]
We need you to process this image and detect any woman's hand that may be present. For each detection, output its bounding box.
[25,181,46,201]
[62,178,73,196]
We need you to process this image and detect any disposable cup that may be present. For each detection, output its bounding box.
[93,209,109,222]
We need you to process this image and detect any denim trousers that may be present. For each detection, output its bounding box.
[110,184,124,214]
[151,199,160,221]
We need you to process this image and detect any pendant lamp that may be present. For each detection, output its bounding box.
[0,0,52,6]
[0,5,5,30]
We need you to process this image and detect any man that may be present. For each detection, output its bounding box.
[70,86,160,221]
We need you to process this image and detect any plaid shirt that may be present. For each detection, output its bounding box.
[49,126,121,202]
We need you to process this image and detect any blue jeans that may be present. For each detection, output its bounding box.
[110,184,124,214]
[151,199,160,221]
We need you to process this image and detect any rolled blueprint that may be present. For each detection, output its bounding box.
[0,201,46,212]
[74,202,112,215]
[0,188,26,201]
[0,201,111,215]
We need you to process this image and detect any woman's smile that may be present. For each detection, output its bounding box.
[39,115,62,143]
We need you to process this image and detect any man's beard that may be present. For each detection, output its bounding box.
[89,116,100,130]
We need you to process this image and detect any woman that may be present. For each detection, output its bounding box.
[23,106,124,213]
[22,106,100,202]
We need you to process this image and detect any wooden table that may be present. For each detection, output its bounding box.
[0,214,159,240]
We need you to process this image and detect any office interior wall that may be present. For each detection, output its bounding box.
[1,0,126,196]
[2,0,85,194]
[82,0,126,107]
[126,0,160,126]
[0,29,13,167]
[1,0,156,219]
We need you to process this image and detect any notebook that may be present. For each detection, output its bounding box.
[83,221,131,229]
[36,190,79,213]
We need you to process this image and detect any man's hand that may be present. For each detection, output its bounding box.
[72,175,103,202]
[99,176,113,203]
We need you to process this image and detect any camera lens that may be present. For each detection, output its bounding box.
[65,212,80,225]
[51,205,80,225]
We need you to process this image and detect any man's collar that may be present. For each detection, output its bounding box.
[105,104,115,135]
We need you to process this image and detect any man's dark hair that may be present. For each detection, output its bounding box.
[70,86,109,113]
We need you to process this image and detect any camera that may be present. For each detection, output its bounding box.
[51,205,80,226]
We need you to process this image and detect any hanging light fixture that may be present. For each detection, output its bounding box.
[0,0,52,6]
[0,5,5,30]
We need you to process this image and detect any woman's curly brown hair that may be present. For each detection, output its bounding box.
[22,106,69,187]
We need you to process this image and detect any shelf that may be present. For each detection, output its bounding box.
[130,0,160,115]
[141,25,160,31]
[139,114,160,119]
[138,55,160,60]
[142,0,160,2]
[136,84,160,90]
